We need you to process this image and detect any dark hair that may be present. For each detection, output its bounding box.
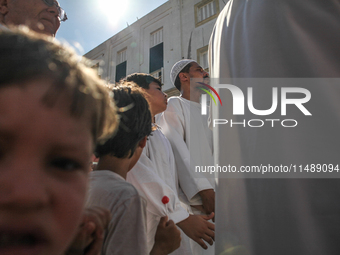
[123,73,162,89]
[0,28,117,144]
[174,62,192,91]
[95,84,152,158]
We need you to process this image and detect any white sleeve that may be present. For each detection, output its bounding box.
[156,99,213,204]
[127,152,189,224]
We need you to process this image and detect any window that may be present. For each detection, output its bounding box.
[195,0,219,27]
[197,45,209,71]
[149,28,164,73]
[115,48,127,83]
[117,48,127,65]
[150,28,163,48]
[150,68,163,84]
[198,2,216,23]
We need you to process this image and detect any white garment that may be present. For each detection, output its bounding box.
[209,1,340,255]
[143,127,194,255]
[127,138,190,254]
[143,128,180,195]
[156,96,215,255]
[156,96,215,205]
[86,171,148,255]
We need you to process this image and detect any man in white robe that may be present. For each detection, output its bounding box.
[209,0,340,254]
[156,60,216,255]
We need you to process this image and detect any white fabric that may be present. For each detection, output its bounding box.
[143,127,193,255]
[143,128,179,194]
[209,0,340,255]
[144,127,188,205]
[156,96,215,255]
[156,96,215,205]
[127,136,190,254]
[86,171,148,255]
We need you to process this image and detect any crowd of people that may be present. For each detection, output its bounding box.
[0,1,215,255]
[1,0,340,255]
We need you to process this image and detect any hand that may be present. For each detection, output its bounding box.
[150,216,181,255]
[190,205,205,214]
[177,213,215,250]
[66,206,111,255]
[198,189,215,216]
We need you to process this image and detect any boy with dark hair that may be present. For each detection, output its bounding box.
[87,84,181,255]
[0,28,117,255]
[94,85,152,160]
[123,72,162,90]
[124,73,215,255]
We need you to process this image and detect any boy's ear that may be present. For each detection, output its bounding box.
[138,136,147,149]
[0,0,9,15]
[179,72,189,82]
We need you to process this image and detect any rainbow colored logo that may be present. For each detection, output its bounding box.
[198,82,222,106]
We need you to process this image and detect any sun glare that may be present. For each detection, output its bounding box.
[98,0,129,26]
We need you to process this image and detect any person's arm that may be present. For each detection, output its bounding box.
[65,206,111,255]
[127,153,190,224]
[176,213,215,249]
[194,189,215,216]
[150,216,181,255]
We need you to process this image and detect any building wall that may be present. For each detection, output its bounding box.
[85,0,226,93]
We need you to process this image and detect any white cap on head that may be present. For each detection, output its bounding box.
[170,59,195,86]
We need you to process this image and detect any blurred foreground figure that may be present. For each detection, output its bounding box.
[0,28,117,255]
[209,1,340,255]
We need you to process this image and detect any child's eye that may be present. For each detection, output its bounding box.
[50,157,82,171]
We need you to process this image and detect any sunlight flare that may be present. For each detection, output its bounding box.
[98,0,129,25]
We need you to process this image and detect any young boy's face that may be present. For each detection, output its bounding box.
[144,81,168,117]
[0,78,92,255]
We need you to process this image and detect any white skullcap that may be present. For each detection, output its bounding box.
[170,59,196,86]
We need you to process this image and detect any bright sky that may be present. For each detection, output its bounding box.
[56,0,168,55]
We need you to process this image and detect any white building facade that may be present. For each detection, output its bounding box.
[85,0,226,95]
